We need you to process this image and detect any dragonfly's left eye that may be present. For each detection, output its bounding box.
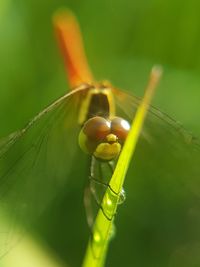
[79,116,130,161]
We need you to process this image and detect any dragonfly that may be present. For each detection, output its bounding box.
[0,9,200,266]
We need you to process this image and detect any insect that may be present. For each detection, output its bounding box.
[0,9,200,266]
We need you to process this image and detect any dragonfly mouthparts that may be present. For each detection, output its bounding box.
[106,133,118,144]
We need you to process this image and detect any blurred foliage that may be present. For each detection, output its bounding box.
[1,1,200,267]
[1,0,200,135]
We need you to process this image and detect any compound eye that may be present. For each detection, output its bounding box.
[79,116,111,154]
[82,116,111,140]
[111,117,130,142]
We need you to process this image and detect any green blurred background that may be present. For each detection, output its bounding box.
[1,0,200,137]
[1,0,200,267]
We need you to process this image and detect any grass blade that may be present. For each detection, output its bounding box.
[82,66,162,267]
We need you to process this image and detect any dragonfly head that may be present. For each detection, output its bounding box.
[79,116,130,161]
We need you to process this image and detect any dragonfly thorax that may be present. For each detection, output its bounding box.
[78,86,115,125]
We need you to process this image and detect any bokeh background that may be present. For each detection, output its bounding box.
[0,0,200,267]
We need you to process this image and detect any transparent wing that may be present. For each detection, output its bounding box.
[0,85,89,258]
[111,87,200,266]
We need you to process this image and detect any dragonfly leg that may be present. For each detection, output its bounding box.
[83,183,94,230]
[89,175,119,221]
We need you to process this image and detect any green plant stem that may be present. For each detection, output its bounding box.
[82,66,162,267]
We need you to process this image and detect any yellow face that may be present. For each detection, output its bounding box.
[93,139,121,161]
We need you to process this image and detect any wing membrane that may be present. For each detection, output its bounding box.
[112,87,200,266]
[0,85,88,257]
